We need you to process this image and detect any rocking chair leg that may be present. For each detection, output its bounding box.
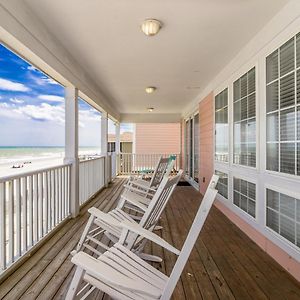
[65,267,84,300]
[72,215,95,255]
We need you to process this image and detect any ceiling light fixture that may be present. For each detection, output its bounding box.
[147,107,154,112]
[145,86,156,94]
[141,19,162,36]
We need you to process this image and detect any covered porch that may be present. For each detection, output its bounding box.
[0,0,300,299]
[1,178,300,299]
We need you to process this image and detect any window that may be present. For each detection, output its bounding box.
[266,189,300,248]
[233,68,256,167]
[233,177,256,217]
[266,34,300,176]
[108,142,116,153]
[215,88,228,162]
[215,170,228,199]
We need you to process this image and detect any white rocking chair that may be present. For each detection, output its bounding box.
[125,157,174,195]
[66,175,219,300]
[72,170,183,261]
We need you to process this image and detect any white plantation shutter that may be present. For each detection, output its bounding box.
[267,189,300,247]
[233,67,256,167]
[233,177,256,218]
[297,34,300,68]
[215,170,228,199]
[280,73,295,108]
[280,38,294,76]
[215,89,228,162]
[266,50,279,84]
[266,33,300,176]
[280,108,295,141]
[266,81,279,112]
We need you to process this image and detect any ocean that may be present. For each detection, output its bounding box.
[0,146,102,177]
[0,146,101,164]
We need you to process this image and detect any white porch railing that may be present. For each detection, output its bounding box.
[79,156,105,206]
[117,153,180,175]
[0,163,71,272]
[0,152,177,274]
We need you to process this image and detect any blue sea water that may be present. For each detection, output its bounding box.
[0,146,101,164]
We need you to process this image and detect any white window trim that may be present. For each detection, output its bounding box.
[213,18,300,263]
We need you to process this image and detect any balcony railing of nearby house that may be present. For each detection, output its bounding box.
[117,153,180,175]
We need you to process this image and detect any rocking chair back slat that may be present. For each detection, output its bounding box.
[126,170,183,249]
[149,157,171,188]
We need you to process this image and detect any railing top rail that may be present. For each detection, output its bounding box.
[79,155,106,163]
[0,162,72,183]
[119,153,180,155]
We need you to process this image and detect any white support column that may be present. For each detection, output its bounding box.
[115,123,121,176]
[116,123,120,154]
[64,86,79,218]
[101,112,109,186]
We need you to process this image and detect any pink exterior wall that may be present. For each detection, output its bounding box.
[135,123,181,154]
[199,92,214,195]
[214,200,300,282]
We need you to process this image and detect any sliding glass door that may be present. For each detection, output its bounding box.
[185,113,199,186]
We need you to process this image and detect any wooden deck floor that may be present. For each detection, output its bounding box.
[1,177,300,299]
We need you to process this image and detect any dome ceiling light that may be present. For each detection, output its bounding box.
[141,19,162,36]
[147,107,154,112]
[145,86,156,94]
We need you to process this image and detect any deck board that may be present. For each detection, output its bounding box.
[0,178,300,299]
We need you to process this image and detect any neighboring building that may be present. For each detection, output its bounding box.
[107,131,133,153]
[134,123,181,154]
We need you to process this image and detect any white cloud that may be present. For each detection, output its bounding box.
[16,103,65,124]
[27,66,37,71]
[0,101,65,124]
[0,78,30,92]
[10,98,24,104]
[29,72,60,86]
[38,95,64,102]
[42,77,60,85]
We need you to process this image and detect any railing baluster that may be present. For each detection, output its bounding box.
[0,182,6,270]
[55,169,59,225]
[59,168,62,222]
[21,177,27,252]
[51,170,55,230]
[8,180,14,264]
[28,175,33,247]
[15,178,21,258]
[44,171,48,235]
[33,174,38,242]
[62,167,65,219]
[38,173,43,239]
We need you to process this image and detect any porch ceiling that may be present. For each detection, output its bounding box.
[23,0,288,117]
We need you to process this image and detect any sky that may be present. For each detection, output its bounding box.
[0,44,132,147]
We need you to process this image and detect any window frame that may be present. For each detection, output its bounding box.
[265,34,300,178]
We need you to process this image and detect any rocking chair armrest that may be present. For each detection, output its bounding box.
[88,207,120,228]
[120,221,180,255]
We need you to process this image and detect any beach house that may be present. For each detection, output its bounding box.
[1,0,300,299]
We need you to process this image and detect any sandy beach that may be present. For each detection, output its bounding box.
[0,157,65,178]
